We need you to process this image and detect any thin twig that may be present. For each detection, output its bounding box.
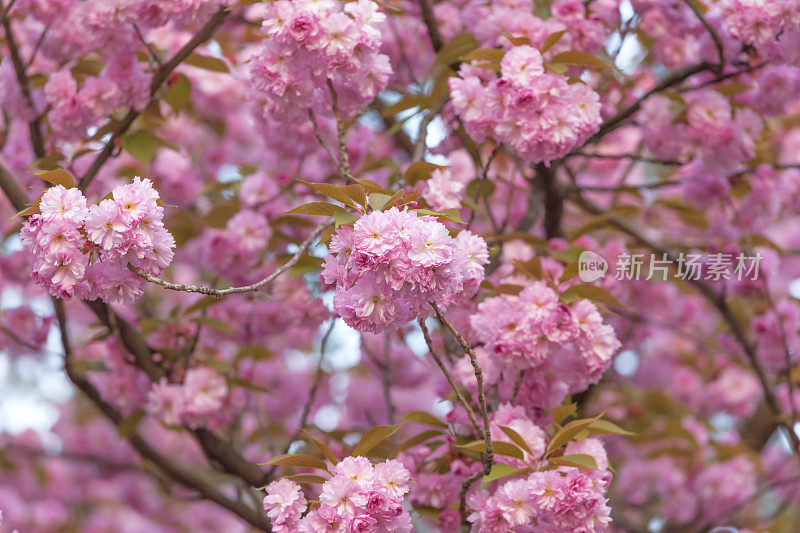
[79,7,230,191]
[418,319,482,438]
[133,23,161,65]
[567,187,800,457]
[682,0,724,73]
[53,299,271,530]
[2,14,46,157]
[326,78,355,183]
[130,222,331,296]
[430,303,493,531]
[568,151,683,166]
[273,319,337,469]
[25,24,50,69]
[411,96,448,162]
[308,109,339,170]
[580,62,715,147]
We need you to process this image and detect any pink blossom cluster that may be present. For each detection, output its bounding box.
[44,53,150,142]
[263,457,412,532]
[146,366,242,429]
[467,438,612,532]
[449,45,602,164]
[617,454,756,526]
[421,168,468,212]
[470,281,621,386]
[0,305,52,358]
[321,207,489,333]
[719,0,800,46]
[20,178,174,302]
[638,89,761,170]
[248,0,392,121]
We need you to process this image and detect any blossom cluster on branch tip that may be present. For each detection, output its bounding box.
[321,207,489,334]
[469,438,612,532]
[449,45,602,164]
[145,366,244,430]
[20,178,174,302]
[248,0,391,121]
[468,281,621,406]
[263,457,412,533]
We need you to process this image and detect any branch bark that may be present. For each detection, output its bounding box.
[79,7,230,191]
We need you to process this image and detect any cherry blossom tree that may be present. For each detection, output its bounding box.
[1,0,800,531]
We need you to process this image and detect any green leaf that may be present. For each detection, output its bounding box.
[381,95,432,116]
[287,202,352,218]
[456,440,525,460]
[404,161,447,186]
[184,296,221,316]
[402,410,448,429]
[298,180,356,208]
[191,316,233,336]
[501,32,531,47]
[368,190,403,211]
[542,30,567,54]
[393,429,443,455]
[285,473,328,484]
[548,453,598,470]
[342,184,368,207]
[353,177,392,195]
[498,426,533,456]
[560,283,624,309]
[551,403,577,426]
[34,169,75,188]
[121,130,157,163]
[266,454,329,471]
[303,430,338,465]
[483,463,529,483]
[546,416,601,455]
[588,419,635,436]
[435,33,478,66]
[466,179,495,199]
[513,258,542,279]
[715,81,750,96]
[164,74,192,112]
[352,424,405,457]
[550,51,611,70]
[462,48,505,71]
[184,53,229,72]
[333,210,358,227]
[494,283,524,296]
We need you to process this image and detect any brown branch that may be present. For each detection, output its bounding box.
[682,0,724,73]
[53,299,271,530]
[430,303,493,531]
[129,222,331,296]
[2,15,45,158]
[534,163,564,239]
[567,189,800,456]
[326,79,355,183]
[418,318,482,438]
[581,62,715,146]
[79,7,230,191]
[418,0,444,52]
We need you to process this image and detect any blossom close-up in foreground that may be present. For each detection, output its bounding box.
[1,0,800,532]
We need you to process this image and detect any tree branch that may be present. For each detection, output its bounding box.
[53,298,271,530]
[430,302,493,531]
[79,7,230,191]
[2,15,46,158]
[130,221,331,296]
[418,318,482,438]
